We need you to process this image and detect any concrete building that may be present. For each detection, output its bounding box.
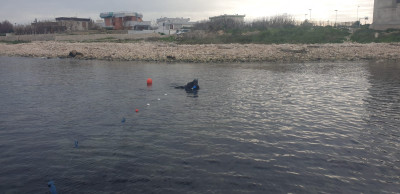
[100,12,151,30]
[55,17,91,31]
[371,0,400,30]
[209,14,245,23]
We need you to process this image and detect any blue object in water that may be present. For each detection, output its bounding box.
[192,85,197,89]
[48,181,57,194]
[121,118,126,123]
[74,140,78,148]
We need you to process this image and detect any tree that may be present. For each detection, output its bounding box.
[0,20,14,33]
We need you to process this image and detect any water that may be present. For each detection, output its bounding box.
[0,56,399,193]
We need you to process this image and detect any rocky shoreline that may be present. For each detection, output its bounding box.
[1,41,400,63]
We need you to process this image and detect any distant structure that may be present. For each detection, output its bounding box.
[100,12,151,30]
[29,17,91,34]
[55,17,91,31]
[156,17,195,33]
[371,0,400,30]
[209,14,245,23]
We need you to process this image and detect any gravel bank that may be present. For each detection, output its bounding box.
[1,41,400,62]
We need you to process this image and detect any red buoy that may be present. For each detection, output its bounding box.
[147,78,152,85]
[135,109,139,112]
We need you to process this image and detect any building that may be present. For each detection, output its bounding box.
[209,14,245,23]
[29,17,89,34]
[371,0,400,30]
[55,17,91,31]
[156,17,195,32]
[100,12,151,30]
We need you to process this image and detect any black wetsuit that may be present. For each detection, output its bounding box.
[175,79,200,92]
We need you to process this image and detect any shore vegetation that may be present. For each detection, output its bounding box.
[167,15,400,45]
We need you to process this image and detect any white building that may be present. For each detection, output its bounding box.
[156,17,195,34]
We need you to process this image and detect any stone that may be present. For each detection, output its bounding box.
[69,50,83,58]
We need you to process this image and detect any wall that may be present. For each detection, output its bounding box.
[112,18,124,30]
[104,18,112,28]
[58,20,89,31]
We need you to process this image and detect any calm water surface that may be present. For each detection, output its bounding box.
[0,56,399,193]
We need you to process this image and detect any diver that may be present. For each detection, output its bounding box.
[175,79,200,92]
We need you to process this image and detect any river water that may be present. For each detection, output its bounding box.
[0,56,399,193]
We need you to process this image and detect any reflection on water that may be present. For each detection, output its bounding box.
[362,61,400,190]
[0,57,399,193]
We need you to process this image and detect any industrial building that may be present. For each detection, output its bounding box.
[100,12,151,30]
[55,17,91,31]
[209,14,245,23]
[371,0,400,30]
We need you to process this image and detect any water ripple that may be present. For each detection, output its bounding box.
[0,57,399,193]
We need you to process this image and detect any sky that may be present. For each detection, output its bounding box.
[0,0,374,25]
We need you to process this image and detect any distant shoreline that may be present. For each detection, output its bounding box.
[1,41,400,63]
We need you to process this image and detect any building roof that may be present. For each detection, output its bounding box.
[100,12,143,19]
[55,17,90,22]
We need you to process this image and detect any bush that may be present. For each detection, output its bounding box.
[178,26,349,44]
[350,28,376,43]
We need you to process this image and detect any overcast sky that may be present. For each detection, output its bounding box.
[1,0,374,24]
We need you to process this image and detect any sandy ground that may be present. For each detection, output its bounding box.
[1,41,400,62]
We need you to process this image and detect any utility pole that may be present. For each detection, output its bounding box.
[309,9,312,20]
[335,10,338,27]
[357,5,360,27]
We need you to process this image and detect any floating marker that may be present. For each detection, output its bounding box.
[48,181,57,194]
[147,103,150,106]
[74,140,78,148]
[135,109,139,112]
[147,78,153,85]
[121,118,126,123]
[164,94,168,96]
[158,98,161,101]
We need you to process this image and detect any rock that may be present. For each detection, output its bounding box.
[69,50,84,58]
[166,55,176,60]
